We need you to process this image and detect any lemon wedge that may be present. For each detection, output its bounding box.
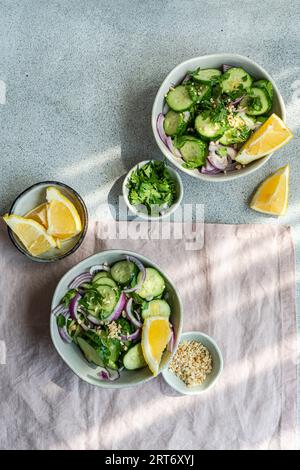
[3,214,57,256]
[141,316,171,376]
[250,164,290,216]
[46,187,82,240]
[25,203,48,228]
[236,114,293,165]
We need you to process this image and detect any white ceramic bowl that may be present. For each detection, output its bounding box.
[162,331,223,395]
[152,53,286,182]
[6,181,88,262]
[50,250,183,388]
[122,160,183,220]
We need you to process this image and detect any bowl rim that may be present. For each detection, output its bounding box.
[152,53,286,182]
[50,248,184,388]
[7,180,88,263]
[122,159,184,221]
[162,330,224,395]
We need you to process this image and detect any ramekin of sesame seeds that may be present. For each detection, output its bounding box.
[162,331,223,395]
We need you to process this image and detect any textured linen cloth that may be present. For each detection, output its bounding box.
[0,220,297,450]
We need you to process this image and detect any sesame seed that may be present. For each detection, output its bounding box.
[169,340,213,387]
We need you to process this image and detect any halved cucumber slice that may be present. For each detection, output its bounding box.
[141,299,171,320]
[195,114,225,140]
[77,337,104,367]
[219,127,250,145]
[96,285,118,318]
[123,343,147,370]
[187,82,211,103]
[221,67,252,93]
[93,277,117,288]
[93,271,112,282]
[136,268,165,300]
[192,68,222,83]
[253,79,273,100]
[176,136,208,169]
[245,87,271,116]
[166,85,194,112]
[111,261,137,285]
[163,110,186,136]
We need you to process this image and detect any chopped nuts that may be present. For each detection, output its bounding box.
[107,321,122,339]
[169,340,213,387]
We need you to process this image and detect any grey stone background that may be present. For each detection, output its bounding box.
[0,0,299,447]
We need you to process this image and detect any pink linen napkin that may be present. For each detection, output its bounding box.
[0,220,297,450]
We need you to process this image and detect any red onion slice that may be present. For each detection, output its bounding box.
[183,111,190,122]
[69,292,82,321]
[103,291,126,323]
[230,95,245,106]
[226,146,238,160]
[200,160,221,175]
[208,154,228,171]
[222,64,232,72]
[156,113,167,145]
[52,304,69,317]
[125,298,142,328]
[123,256,146,294]
[89,264,110,276]
[167,323,175,352]
[181,74,191,84]
[87,315,102,325]
[166,136,182,158]
[120,328,141,342]
[68,272,92,289]
[97,367,120,381]
[58,314,73,343]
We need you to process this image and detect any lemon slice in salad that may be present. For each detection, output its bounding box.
[236,114,293,165]
[141,316,171,376]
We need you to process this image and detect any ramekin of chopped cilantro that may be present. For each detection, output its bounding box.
[123,160,183,219]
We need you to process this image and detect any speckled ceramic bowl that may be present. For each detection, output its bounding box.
[51,250,183,388]
[152,53,286,182]
[6,181,88,262]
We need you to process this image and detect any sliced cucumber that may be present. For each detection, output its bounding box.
[96,285,118,318]
[192,68,221,83]
[195,114,225,140]
[93,271,112,282]
[187,82,211,103]
[136,267,165,300]
[163,110,186,136]
[219,127,250,145]
[176,136,207,169]
[245,87,271,116]
[93,277,117,288]
[123,343,147,370]
[253,79,273,100]
[221,67,252,93]
[238,112,257,130]
[141,299,171,320]
[256,115,268,123]
[77,337,104,367]
[111,261,137,285]
[166,85,194,112]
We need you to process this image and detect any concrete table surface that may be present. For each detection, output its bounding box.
[0,0,299,448]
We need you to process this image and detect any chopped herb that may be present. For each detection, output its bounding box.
[57,314,66,328]
[127,161,176,214]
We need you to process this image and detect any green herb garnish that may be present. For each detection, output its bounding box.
[127,161,176,214]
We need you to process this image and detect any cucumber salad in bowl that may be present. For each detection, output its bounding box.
[52,256,175,382]
[157,65,274,175]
